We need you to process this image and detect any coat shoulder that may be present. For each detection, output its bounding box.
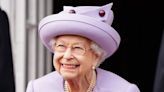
[26,71,64,92]
[95,68,140,92]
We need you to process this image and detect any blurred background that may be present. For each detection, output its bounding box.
[0,0,163,92]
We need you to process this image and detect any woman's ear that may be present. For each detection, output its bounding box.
[92,53,102,68]
[94,50,106,68]
[95,51,103,61]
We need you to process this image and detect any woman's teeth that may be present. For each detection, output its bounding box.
[62,64,80,68]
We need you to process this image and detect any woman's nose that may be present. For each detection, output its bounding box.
[63,48,73,59]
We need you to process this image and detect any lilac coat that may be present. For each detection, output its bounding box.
[26,68,140,92]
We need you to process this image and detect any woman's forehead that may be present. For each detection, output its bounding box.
[56,35,91,43]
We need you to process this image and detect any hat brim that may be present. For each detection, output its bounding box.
[39,14,120,58]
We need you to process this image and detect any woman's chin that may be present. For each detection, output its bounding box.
[61,73,78,80]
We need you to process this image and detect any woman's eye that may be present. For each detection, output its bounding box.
[55,44,66,52]
[74,46,84,50]
[57,44,64,47]
[55,43,65,48]
[57,44,65,48]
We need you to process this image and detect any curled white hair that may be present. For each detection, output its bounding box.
[90,42,107,67]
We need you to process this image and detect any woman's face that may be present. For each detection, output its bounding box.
[53,35,99,80]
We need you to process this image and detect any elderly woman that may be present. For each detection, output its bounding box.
[26,3,140,92]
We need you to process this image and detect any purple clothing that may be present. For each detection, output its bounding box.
[26,68,140,92]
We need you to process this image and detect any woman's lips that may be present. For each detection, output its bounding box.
[61,64,80,69]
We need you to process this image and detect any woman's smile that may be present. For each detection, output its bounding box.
[61,63,80,69]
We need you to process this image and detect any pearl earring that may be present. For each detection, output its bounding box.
[92,66,96,70]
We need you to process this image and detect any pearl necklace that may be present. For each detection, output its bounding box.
[64,70,96,92]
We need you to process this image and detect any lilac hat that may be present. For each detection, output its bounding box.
[39,3,121,58]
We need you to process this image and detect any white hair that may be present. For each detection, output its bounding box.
[49,38,107,67]
[90,41,107,67]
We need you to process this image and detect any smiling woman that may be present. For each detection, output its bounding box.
[26,3,140,92]
[52,35,99,82]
